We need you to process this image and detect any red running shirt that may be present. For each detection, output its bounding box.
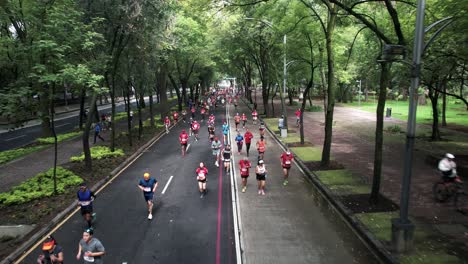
[280,153,294,168]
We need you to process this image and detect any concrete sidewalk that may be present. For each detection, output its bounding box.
[228,103,378,263]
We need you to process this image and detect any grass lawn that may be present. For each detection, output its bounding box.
[280,135,301,144]
[344,99,468,127]
[263,118,279,132]
[290,146,322,161]
[315,170,370,194]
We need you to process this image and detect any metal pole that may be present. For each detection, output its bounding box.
[357,80,361,107]
[282,34,288,129]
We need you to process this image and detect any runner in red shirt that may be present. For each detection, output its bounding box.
[241,113,247,128]
[191,106,196,119]
[239,157,251,193]
[191,120,200,141]
[252,109,258,124]
[244,128,254,157]
[164,116,171,134]
[200,107,206,122]
[173,111,179,123]
[280,149,294,185]
[234,113,241,130]
[256,136,266,160]
[179,129,189,156]
[196,162,208,197]
[295,109,301,127]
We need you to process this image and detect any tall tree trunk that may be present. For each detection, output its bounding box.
[429,87,441,141]
[370,62,391,203]
[320,5,337,168]
[83,91,98,170]
[49,84,58,194]
[442,81,447,127]
[169,74,182,111]
[318,45,327,117]
[126,81,133,147]
[149,93,154,127]
[137,91,143,140]
[39,88,53,137]
[79,86,86,130]
[159,63,169,120]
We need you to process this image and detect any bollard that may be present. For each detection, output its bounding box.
[386,107,392,117]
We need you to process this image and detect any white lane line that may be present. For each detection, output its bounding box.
[55,122,70,128]
[4,135,26,141]
[161,175,174,194]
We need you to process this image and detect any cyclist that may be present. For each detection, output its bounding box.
[179,129,189,156]
[164,116,171,134]
[138,172,158,220]
[259,121,266,137]
[222,144,232,172]
[252,109,258,124]
[280,149,294,186]
[173,111,179,123]
[295,109,301,127]
[256,136,266,161]
[239,157,251,193]
[438,153,461,183]
[255,160,268,195]
[235,131,244,155]
[222,121,229,145]
[234,113,241,130]
[191,119,200,141]
[77,183,96,228]
[211,137,222,167]
[241,113,247,128]
[37,236,64,264]
[196,162,208,197]
[244,128,254,157]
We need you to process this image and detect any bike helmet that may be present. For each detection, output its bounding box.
[446,153,455,159]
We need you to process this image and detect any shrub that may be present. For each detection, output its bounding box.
[306,105,323,112]
[70,146,124,162]
[386,125,402,133]
[0,146,48,165]
[0,167,83,205]
[36,131,82,144]
[113,112,127,122]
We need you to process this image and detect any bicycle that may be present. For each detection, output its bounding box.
[433,176,468,213]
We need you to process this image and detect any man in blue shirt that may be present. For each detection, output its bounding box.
[77,183,96,228]
[138,172,158,220]
[93,123,104,144]
[222,121,229,145]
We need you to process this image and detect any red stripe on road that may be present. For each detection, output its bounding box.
[216,131,225,264]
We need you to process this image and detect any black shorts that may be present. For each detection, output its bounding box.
[282,166,291,169]
[256,174,266,181]
[198,178,207,183]
[181,142,187,147]
[241,174,249,178]
[193,129,199,134]
[80,206,93,215]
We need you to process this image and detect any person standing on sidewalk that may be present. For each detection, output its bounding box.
[211,137,222,167]
[239,157,251,193]
[244,128,253,157]
[196,162,208,198]
[76,228,105,263]
[280,149,294,186]
[93,123,104,144]
[255,160,268,195]
[77,183,96,228]
[235,132,244,154]
[138,172,158,220]
[256,136,267,161]
[278,115,284,130]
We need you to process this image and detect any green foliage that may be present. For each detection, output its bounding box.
[306,105,323,112]
[290,147,323,161]
[70,146,124,162]
[0,146,48,165]
[36,131,82,144]
[0,167,83,205]
[386,125,402,134]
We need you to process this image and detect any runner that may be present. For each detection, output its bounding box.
[173,111,179,123]
[239,157,251,193]
[235,131,244,155]
[295,108,301,127]
[208,123,216,142]
[222,121,229,145]
[222,144,232,173]
[252,109,258,124]
[76,228,105,263]
[244,128,254,157]
[234,113,241,130]
[191,119,201,141]
[196,162,208,198]
[77,183,96,228]
[37,236,64,264]
[191,106,196,119]
[255,160,268,195]
[182,109,187,123]
[280,149,295,185]
[211,137,222,167]
[179,129,189,156]
[208,113,215,125]
[200,107,206,122]
[259,121,266,137]
[241,113,247,128]
[137,172,158,220]
[164,116,171,134]
[233,96,238,109]
[256,136,266,161]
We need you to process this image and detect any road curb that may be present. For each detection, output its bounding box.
[1,125,170,264]
[241,98,398,264]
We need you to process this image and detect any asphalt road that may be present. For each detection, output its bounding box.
[20,106,236,263]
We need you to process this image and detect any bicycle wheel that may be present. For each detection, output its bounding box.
[433,182,450,202]
[454,191,468,214]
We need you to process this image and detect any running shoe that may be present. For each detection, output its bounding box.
[92,213,97,222]
[258,190,261,195]
[148,213,153,220]
[242,187,246,193]
[283,180,288,186]
[261,190,265,195]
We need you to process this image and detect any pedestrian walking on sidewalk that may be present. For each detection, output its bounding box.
[93,123,104,144]
[235,132,244,154]
[280,149,294,186]
[244,128,253,157]
[76,228,105,263]
[239,157,251,193]
[256,136,266,161]
[138,172,158,220]
[77,183,96,228]
[255,160,268,195]
[196,162,208,198]
[37,235,64,264]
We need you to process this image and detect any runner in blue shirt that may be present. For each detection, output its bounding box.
[235,132,244,155]
[138,172,158,220]
[222,121,229,145]
[77,183,96,228]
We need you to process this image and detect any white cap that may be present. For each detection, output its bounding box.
[446,153,455,159]
[259,160,264,164]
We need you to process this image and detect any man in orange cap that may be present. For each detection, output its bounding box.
[138,172,158,220]
[37,235,64,264]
